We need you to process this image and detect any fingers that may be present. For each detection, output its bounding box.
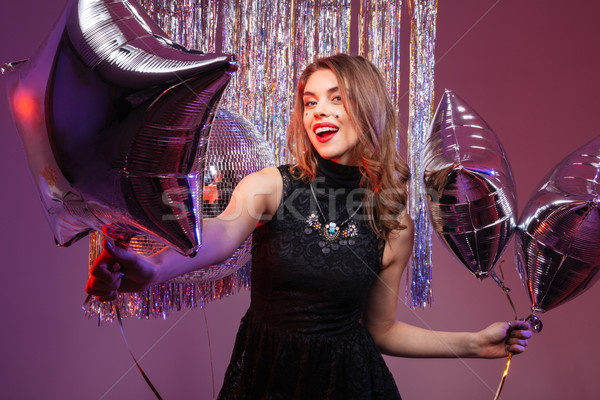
[506,337,528,347]
[87,289,117,302]
[506,320,532,337]
[506,343,527,355]
[86,272,123,299]
[508,325,533,339]
[87,239,155,300]
[90,260,120,280]
[85,278,118,301]
[103,239,136,263]
[505,320,532,355]
[88,272,123,291]
[90,255,123,286]
[92,249,119,272]
[87,248,125,302]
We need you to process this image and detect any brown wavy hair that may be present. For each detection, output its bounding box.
[287,54,410,239]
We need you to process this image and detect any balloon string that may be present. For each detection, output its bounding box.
[83,296,164,400]
[490,261,518,400]
[503,291,518,320]
[202,308,216,399]
[491,261,518,320]
[114,306,164,400]
[493,352,512,400]
[87,237,162,398]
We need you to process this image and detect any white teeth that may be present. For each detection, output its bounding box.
[315,126,338,134]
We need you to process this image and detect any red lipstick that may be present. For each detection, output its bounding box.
[312,122,339,143]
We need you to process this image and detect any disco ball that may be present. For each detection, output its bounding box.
[87,109,276,320]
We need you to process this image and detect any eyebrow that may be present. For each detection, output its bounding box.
[303,86,340,97]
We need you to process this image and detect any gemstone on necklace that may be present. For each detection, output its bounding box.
[306,205,359,247]
[327,222,337,234]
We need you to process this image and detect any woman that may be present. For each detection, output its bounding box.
[87,54,531,399]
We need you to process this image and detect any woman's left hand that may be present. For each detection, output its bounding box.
[474,320,533,358]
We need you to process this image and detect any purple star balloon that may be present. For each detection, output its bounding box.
[516,136,600,317]
[424,90,517,279]
[3,0,236,255]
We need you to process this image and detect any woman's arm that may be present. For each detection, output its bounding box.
[362,213,532,359]
[86,166,282,301]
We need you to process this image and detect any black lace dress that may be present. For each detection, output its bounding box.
[217,159,402,400]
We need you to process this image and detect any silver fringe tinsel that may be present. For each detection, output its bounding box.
[406,0,437,308]
[220,0,351,164]
[358,0,402,110]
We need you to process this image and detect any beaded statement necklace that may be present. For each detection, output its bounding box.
[306,183,363,253]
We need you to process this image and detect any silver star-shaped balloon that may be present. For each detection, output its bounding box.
[516,135,600,316]
[3,0,236,255]
[424,90,517,279]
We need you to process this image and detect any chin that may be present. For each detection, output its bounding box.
[315,150,338,161]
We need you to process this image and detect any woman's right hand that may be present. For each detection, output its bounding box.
[86,239,159,302]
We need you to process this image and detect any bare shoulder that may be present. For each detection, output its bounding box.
[381,210,414,270]
[256,165,283,182]
[234,166,283,216]
[236,166,281,188]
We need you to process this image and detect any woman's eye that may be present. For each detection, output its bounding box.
[304,100,316,107]
[332,95,342,102]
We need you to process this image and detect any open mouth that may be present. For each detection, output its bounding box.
[313,124,339,142]
[315,126,339,136]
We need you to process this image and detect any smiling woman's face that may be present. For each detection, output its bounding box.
[302,69,359,166]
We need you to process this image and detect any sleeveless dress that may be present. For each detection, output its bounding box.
[217,162,402,400]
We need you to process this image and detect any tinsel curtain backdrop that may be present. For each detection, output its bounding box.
[139,0,393,163]
[92,0,439,318]
[137,0,405,165]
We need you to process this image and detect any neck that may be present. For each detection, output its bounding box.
[314,152,362,190]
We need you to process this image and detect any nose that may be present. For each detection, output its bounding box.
[313,102,330,118]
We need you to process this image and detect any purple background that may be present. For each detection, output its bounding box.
[1,1,599,398]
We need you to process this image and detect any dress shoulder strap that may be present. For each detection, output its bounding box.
[276,164,294,200]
